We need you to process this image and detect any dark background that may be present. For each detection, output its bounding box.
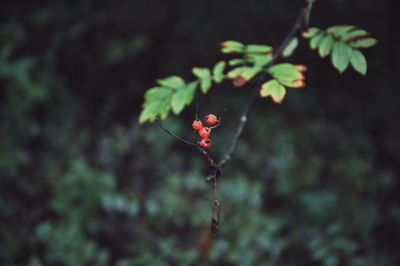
[1,0,399,265]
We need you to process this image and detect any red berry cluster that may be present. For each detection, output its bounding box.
[192,114,219,149]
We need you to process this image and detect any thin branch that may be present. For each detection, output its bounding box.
[158,118,196,146]
[196,146,221,177]
[218,2,315,168]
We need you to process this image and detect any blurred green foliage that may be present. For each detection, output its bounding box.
[1,0,399,265]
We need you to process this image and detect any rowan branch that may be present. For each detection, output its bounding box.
[159,1,315,182]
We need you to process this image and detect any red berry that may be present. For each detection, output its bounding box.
[198,127,211,138]
[205,114,219,125]
[192,119,203,130]
[200,138,212,148]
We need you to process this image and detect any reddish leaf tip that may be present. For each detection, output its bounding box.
[292,79,306,88]
[294,64,308,72]
[232,75,247,87]
[346,34,370,42]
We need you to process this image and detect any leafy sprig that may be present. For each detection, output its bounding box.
[140,40,305,123]
[302,25,377,74]
[260,63,307,103]
[140,22,377,124]
[139,61,226,123]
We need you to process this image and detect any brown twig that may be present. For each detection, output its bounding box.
[158,118,196,147]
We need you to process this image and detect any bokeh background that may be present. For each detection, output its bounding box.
[1,0,399,265]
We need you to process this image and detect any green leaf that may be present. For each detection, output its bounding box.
[302,27,321,38]
[228,66,261,87]
[310,32,325,50]
[227,66,261,80]
[213,61,226,83]
[349,38,378,48]
[269,68,304,82]
[318,35,335,58]
[139,98,171,123]
[279,79,305,88]
[342,29,369,41]
[282,37,298,58]
[327,25,355,35]
[246,54,273,67]
[227,66,247,79]
[154,99,172,120]
[267,63,306,88]
[228,58,245,66]
[245,44,273,53]
[350,49,367,75]
[200,78,212,93]
[192,67,211,79]
[157,76,185,89]
[171,94,185,114]
[171,82,197,114]
[144,87,173,101]
[259,79,286,103]
[241,67,261,81]
[220,40,245,53]
[140,86,177,123]
[268,63,304,76]
[331,41,352,73]
[185,82,197,103]
[192,67,212,93]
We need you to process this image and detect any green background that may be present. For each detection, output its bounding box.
[1,0,399,265]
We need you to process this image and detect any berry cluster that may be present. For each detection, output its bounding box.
[192,114,220,149]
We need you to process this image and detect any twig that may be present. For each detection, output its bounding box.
[158,118,196,146]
